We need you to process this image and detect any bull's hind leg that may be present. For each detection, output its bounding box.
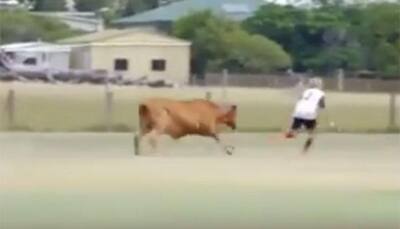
[133,131,141,156]
[212,134,234,156]
[135,129,149,155]
[147,123,169,155]
[147,129,160,153]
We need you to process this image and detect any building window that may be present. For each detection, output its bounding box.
[114,58,128,71]
[23,58,37,66]
[152,59,166,71]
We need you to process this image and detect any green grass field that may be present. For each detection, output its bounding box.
[0,133,399,229]
[0,83,398,132]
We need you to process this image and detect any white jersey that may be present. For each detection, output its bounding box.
[293,88,325,120]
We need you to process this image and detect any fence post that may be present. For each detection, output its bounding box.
[105,90,113,132]
[222,69,228,101]
[337,68,344,91]
[133,131,140,156]
[132,100,141,156]
[388,93,397,130]
[5,89,15,129]
[104,76,113,132]
[205,91,212,101]
[46,69,55,83]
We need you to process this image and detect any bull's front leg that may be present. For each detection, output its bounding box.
[208,121,235,156]
[134,131,141,156]
[211,134,234,156]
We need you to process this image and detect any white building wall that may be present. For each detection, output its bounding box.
[48,52,70,71]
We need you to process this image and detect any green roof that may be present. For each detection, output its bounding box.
[113,0,267,26]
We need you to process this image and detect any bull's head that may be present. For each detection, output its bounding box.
[218,104,237,130]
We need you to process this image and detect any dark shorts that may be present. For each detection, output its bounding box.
[290,118,317,131]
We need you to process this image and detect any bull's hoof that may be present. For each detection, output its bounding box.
[224,145,235,155]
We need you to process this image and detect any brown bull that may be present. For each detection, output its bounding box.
[137,98,237,155]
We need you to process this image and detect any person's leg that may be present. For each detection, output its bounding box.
[302,120,317,154]
[285,118,302,138]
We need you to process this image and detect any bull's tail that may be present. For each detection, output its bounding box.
[139,104,148,117]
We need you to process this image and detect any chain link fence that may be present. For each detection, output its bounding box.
[1,74,399,132]
[195,71,400,93]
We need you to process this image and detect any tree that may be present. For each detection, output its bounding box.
[244,4,363,73]
[173,11,291,77]
[33,0,66,11]
[244,2,400,75]
[173,11,230,77]
[0,11,80,44]
[217,29,291,73]
[356,3,400,75]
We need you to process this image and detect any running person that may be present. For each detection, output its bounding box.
[285,77,325,154]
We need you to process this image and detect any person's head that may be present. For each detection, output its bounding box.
[308,77,323,89]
